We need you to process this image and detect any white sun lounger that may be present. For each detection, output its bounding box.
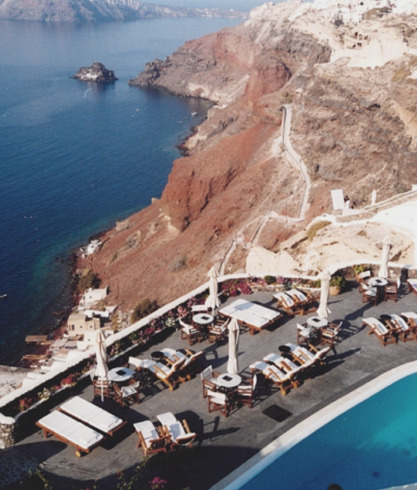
[156,412,196,448]
[36,410,104,457]
[133,419,169,457]
[60,396,126,436]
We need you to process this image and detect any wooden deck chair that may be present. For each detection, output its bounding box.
[249,361,294,395]
[273,292,303,316]
[320,321,342,348]
[207,389,230,417]
[208,320,229,343]
[133,420,170,457]
[237,375,257,408]
[92,378,112,399]
[263,353,302,385]
[296,323,313,344]
[362,317,396,346]
[401,312,417,339]
[383,314,413,342]
[179,319,202,346]
[361,284,378,305]
[36,410,104,457]
[59,396,126,436]
[200,365,220,398]
[148,358,186,391]
[384,281,398,302]
[113,380,140,406]
[156,412,197,449]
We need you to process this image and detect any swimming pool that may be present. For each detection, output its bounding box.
[217,362,417,490]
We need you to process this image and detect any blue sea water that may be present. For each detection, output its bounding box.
[0,15,247,364]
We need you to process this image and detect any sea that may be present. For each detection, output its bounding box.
[0,2,268,365]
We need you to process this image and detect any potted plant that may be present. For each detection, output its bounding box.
[330,275,346,296]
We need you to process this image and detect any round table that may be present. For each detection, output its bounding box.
[369,277,388,287]
[215,373,242,390]
[307,316,328,329]
[193,313,214,326]
[108,367,134,383]
[151,351,164,362]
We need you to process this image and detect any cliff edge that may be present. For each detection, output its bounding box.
[87,0,417,313]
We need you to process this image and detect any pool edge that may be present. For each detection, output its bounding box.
[211,360,417,490]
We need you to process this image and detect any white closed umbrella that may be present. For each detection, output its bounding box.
[378,237,391,278]
[316,270,331,320]
[94,329,108,401]
[205,265,220,311]
[227,318,240,374]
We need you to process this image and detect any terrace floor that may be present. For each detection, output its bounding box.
[3,282,417,489]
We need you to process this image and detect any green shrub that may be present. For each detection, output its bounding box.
[78,269,101,292]
[264,275,276,285]
[307,220,331,241]
[131,299,160,323]
[330,275,346,291]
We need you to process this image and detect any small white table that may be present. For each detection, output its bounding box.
[108,367,134,383]
[215,373,242,390]
[193,313,214,326]
[369,277,388,287]
[307,316,328,329]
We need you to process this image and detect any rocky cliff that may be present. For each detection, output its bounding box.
[86,0,417,313]
[0,0,246,22]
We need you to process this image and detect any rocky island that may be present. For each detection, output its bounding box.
[72,62,118,83]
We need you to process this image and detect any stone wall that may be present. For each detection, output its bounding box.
[0,413,15,448]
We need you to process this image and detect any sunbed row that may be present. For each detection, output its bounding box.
[129,348,205,391]
[363,312,417,346]
[274,289,318,317]
[36,396,127,457]
[249,343,330,395]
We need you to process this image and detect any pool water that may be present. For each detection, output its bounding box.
[232,371,417,489]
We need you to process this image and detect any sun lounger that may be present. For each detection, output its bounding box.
[36,410,104,457]
[133,420,170,457]
[249,360,295,395]
[362,317,396,346]
[382,314,414,342]
[60,396,126,436]
[401,312,417,330]
[148,358,186,391]
[407,278,417,295]
[263,353,303,382]
[273,292,305,316]
[156,412,196,448]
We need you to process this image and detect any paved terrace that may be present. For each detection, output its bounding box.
[3,283,417,489]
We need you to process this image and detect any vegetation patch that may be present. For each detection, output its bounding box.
[306,220,331,241]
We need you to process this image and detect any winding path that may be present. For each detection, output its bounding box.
[219,104,310,274]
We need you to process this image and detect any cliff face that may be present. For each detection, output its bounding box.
[0,0,246,22]
[88,0,417,312]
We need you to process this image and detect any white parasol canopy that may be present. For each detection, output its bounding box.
[378,237,391,278]
[227,318,240,374]
[205,265,220,311]
[316,270,331,320]
[94,329,108,401]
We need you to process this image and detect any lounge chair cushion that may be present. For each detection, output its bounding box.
[133,420,159,447]
[38,411,103,450]
[60,396,123,434]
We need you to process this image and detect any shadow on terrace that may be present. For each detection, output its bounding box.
[4,275,417,489]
